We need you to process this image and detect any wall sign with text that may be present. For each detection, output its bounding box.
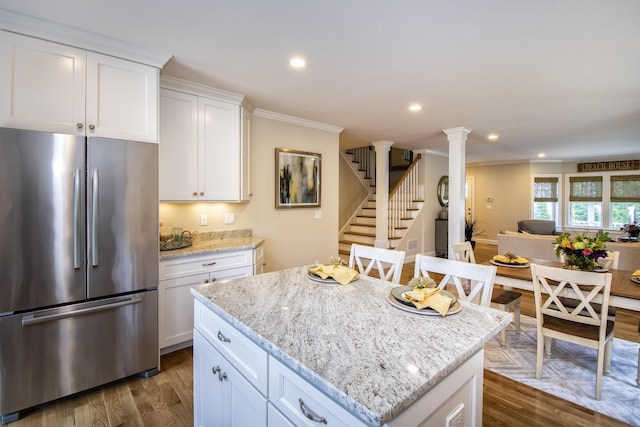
[577,160,639,172]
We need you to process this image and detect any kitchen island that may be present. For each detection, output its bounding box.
[191,266,511,426]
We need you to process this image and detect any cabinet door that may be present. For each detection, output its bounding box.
[240,106,252,201]
[199,97,241,200]
[159,88,199,200]
[86,52,158,143]
[194,330,224,427]
[223,358,267,427]
[159,273,209,350]
[0,31,86,134]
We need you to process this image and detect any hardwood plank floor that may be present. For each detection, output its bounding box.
[9,245,636,426]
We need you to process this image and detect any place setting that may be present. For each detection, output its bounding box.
[489,252,530,268]
[387,276,461,316]
[631,269,640,285]
[307,256,360,285]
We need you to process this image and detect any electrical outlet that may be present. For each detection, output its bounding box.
[225,213,235,224]
[200,214,208,226]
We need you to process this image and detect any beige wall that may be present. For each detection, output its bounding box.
[466,163,532,241]
[160,114,340,272]
[338,154,369,230]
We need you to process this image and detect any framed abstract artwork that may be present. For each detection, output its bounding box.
[275,148,321,208]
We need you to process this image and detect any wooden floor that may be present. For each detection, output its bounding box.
[9,243,637,426]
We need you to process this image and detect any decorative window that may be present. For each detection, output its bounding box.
[568,176,602,227]
[533,177,559,222]
[610,175,640,228]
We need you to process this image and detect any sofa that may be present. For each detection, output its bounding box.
[517,219,558,235]
[497,231,640,271]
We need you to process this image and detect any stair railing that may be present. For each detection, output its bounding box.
[388,154,422,238]
[344,146,375,186]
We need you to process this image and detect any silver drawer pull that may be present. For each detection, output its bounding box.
[217,331,231,343]
[299,398,327,424]
[203,261,217,266]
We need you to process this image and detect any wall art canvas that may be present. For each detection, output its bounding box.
[276,148,321,208]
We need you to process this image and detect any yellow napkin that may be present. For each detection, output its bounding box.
[493,254,529,264]
[632,270,640,278]
[308,264,359,285]
[404,288,453,316]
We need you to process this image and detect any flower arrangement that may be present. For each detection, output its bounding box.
[553,230,610,271]
[621,221,639,238]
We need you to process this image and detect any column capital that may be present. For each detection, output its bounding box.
[443,127,472,140]
[371,140,394,151]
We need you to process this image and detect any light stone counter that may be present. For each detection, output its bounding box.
[160,229,264,260]
[192,266,511,426]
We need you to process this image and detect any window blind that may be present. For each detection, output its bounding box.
[611,175,640,202]
[569,176,602,202]
[534,177,558,202]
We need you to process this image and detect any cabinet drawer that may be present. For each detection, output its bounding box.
[268,356,366,427]
[160,250,253,280]
[194,300,268,395]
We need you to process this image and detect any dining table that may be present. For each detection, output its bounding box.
[484,258,640,311]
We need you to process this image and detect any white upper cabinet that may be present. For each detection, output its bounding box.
[159,76,253,202]
[0,31,159,143]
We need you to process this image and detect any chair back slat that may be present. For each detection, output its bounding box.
[413,254,496,307]
[531,264,612,329]
[450,241,476,263]
[348,244,406,283]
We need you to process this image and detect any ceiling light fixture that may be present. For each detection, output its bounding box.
[289,57,306,68]
[487,134,499,141]
[409,104,422,112]
[538,153,546,158]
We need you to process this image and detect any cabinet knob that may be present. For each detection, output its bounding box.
[89,124,95,130]
[204,279,209,284]
[218,371,227,381]
[211,365,221,375]
[199,192,204,196]
[77,123,84,129]
[193,192,198,196]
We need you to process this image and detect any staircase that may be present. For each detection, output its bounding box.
[339,147,424,257]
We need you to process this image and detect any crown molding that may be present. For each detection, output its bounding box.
[0,8,171,68]
[160,75,251,109]
[253,109,343,134]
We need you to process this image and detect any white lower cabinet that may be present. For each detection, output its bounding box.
[194,331,267,427]
[159,249,257,352]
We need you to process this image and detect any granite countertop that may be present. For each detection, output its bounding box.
[159,229,264,260]
[191,266,511,426]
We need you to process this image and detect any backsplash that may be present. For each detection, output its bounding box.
[192,229,253,243]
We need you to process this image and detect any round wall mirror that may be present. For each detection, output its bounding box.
[437,175,449,207]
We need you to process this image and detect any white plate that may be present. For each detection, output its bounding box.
[490,259,530,269]
[307,272,340,285]
[594,267,609,273]
[631,276,640,285]
[387,294,462,316]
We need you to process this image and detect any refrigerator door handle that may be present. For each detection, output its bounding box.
[21,295,142,326]
[91,169,99,267]
[73,169,82,269]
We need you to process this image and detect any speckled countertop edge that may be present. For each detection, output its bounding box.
[191,267,511,426]
[159,228,264,260]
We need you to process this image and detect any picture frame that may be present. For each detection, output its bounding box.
[275,148,321,209]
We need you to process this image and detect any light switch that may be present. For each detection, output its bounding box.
[314,210,322,220]
[224,213,235,224]
[200,214,208,226]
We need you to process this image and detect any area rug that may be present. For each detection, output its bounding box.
[484,315,640,426]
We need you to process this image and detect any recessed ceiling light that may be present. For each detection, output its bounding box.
[487,134,499,141]
[409,104,422,112]
[289,57,306,68]
[538,153,546,158]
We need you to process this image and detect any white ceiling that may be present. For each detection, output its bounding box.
[2,1,639,164]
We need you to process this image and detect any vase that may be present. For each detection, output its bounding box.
[562,255,596,272]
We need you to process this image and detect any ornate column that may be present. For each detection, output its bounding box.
[443,127,471,258]
[371,140,394,248]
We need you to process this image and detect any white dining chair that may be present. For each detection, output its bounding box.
[348,244,406,283]
[530,263,614,400]
[413,254,496,307]
[597,250,620,270]
[450,241,522,348]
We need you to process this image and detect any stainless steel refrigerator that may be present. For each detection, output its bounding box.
[0,128,159,424]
